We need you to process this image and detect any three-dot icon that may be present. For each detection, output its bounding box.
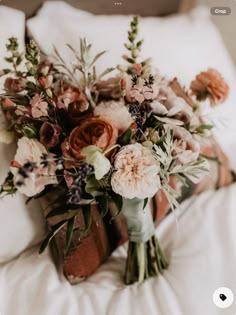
[114,2,122,5]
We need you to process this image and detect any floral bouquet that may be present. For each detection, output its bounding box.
[0,17,229,284]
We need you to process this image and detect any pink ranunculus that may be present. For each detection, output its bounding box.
[11,137,58,197]
[30,93,48,118]
[111,143,161,199]
[94,100,134,133]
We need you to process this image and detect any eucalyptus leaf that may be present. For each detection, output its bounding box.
[118,128,132,146]
[89,51,106,68]
[81,204,92,234]
[65,216,75,254]
[96,195,108,219]
[39,220,67,254]
[85,175,100,195]
[110,192,123,217]
[46,205,70,219]
[143,198,148,210]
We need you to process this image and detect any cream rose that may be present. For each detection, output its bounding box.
[94,100,133,133]
[11,137,57,197]
[111,143,161,199]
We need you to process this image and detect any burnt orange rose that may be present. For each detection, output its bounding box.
[62,118,118,167]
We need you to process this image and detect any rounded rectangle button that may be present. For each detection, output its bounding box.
[210,7,231,15]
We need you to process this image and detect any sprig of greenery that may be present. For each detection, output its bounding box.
[25,40,40,76]
[4,37,23,76]
[121,16,152,74]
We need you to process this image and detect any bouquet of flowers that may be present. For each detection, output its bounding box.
[0,17,229,284]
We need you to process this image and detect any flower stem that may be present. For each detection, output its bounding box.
[125,235,168,285]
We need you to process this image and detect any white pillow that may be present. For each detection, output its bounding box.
[0,6,46,263]
[27,2,236,169]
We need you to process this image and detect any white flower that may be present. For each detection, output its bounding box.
[170,125,201,165]
[111,143,161,199]
[81,145,111,180]
[94,100,133,132]
[152,86,193,125]
[11,137,57,197]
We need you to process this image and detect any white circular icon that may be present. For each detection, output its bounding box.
[213,287,234,309]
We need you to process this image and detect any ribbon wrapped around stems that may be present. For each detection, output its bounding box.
[122,198,168,284]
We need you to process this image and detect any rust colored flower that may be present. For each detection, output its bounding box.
[40,122,62,148]
[4,77,26,93]
[190,68,229,106]
[62,118,118,167]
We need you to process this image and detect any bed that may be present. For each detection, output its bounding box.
[1,1,236,314]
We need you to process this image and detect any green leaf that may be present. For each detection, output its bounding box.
[143,198,148,210]
[85,175,100,195]
[46,205,70,219]
[81,204,92,234]
[197,124,213,132]
[39,220,67,254]
[65,216,75,254]
[96,195,108,218]
[110,192,123,217]
[118,128,132,146]
[89,51,106,68]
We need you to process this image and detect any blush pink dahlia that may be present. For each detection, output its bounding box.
[111,143,160,199]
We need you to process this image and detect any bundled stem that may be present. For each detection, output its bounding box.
[125,236,168,285]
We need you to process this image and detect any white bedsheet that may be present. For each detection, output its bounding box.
[1,184,236,315]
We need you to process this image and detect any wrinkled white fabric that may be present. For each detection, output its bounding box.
[1,184,236,315]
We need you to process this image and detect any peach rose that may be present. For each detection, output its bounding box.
[111,143,161,199]
[94,100,133,133]
[190,68,229,106]
[62,118,118,167]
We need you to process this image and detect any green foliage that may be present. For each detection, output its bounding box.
[39,220,67,254]
[81,204,92,234]
[0,172,17,196]
[96,195,109,218]
[110,191,123,217]
[65,216,75,254]
[118,128,132,146]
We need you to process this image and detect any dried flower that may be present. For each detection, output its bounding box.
[40,122,62,148]
[57,87,88,112]
[190,68,229,106]
[30,93,48,118]
[4,77,26,93]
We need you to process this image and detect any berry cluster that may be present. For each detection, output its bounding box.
[67,164,94,205]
